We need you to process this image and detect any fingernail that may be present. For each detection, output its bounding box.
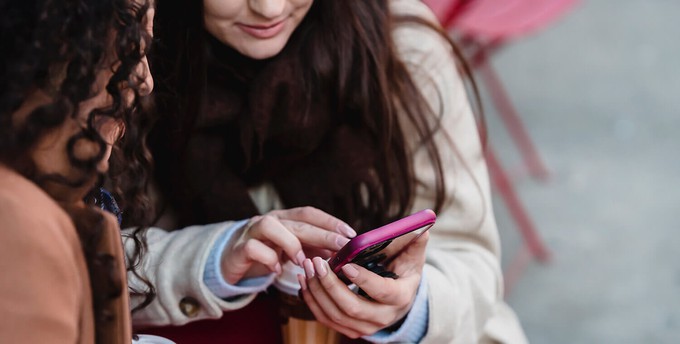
[297,274,307,291]
[296,250,306,266]
[341,264,359,279]
[335,236,350,249]
[274,262,282,274]
[338,223,357,238]
[303,259,315,278]
[313,257,327,277]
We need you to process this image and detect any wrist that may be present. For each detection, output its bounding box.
[205,220,275,299]
[384,314,408,333]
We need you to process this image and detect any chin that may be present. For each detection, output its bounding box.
[238,40,288,60]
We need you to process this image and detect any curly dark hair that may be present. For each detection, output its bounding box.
[148,0,481,232]
[0,0,154,341]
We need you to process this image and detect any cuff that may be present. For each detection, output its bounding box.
[203,219,276,299]
[363,271,429,343]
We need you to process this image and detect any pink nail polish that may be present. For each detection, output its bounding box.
[313,257,327,277]
[336,236,350,249]
[341,264,359,278]
[303,259,315,278]
[337,223,357,238]
[296,250,306,266]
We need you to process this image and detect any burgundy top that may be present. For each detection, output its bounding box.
[142,293,368,343]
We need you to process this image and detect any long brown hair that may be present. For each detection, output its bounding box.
[0,0,154,341]
[148,0,478,231]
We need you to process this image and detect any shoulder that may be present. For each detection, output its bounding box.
[387,0,469,112]
[389,0,454,69]
[0,165,72,220]
[0,165,76,237]
[389,0,440,23]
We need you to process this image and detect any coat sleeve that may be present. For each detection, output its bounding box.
[391,1,526,343]
[123,221,257,326]
[0,194,84,343]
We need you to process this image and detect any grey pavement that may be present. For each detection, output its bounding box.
[482,1,680,343]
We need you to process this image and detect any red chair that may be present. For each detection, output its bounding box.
[422,0,578,265]
[456,0,578,182]
[431,0,579,180]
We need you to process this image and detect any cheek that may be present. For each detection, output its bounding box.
[203,0,244,45]
[290,0,314,25]
[77,70,114,122]
[30,120,85,177]
[97,144,113,173]
[292,0,314,8]
[137,56,154,96]
[203,0,242,21]
[97,118,125,145]
[31,128,72,176]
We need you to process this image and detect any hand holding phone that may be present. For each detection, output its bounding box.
[328,209,436,283]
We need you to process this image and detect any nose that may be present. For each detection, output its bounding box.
[248,0,286,19]
[138,55,154,96]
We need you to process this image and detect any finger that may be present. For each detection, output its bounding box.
[307,258,394,332]
[298,259,360,338]
[404,229,429,254]
[340,263,419,308]
[390,230,429,276]
[223,239,281,284]
[240,239,282,273]
[281,219,350,251]
[305,277,386,336]
[269,207,357,238]
[297,273,307,291]
[247,215,306,265]
[300,284,364,339]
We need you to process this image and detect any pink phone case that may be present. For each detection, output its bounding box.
[328,209,436,275]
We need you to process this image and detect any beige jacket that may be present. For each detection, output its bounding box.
[0,165,132,344]
[126,0,527,342]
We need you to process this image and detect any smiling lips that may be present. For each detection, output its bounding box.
[237,20,287,39]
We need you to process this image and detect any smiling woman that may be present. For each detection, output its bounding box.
[202,0,314,59]
[0,0,155,342]
[133,0,527,343]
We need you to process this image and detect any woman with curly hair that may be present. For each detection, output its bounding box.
[0,0,154,342]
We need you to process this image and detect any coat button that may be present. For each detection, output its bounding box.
[179,297,200,318]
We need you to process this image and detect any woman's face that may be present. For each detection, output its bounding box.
[22,6,155,200]
[203,0,314,60]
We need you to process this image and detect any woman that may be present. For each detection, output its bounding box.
[0,0,154,342]
[134,0,528,343]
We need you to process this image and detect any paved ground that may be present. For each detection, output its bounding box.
[481,1,680,343]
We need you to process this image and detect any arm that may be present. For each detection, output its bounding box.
[123,220,251,326]
[302,1,525,342]
[392,2,525,343]
[124,207,353,326]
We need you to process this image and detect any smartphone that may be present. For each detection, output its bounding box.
[328,209,436,282]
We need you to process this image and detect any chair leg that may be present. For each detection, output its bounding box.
[476,48,551,180]
[486,148,550,262]
[503,244,533,297]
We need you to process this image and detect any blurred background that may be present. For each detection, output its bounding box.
[430,0,680,343]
